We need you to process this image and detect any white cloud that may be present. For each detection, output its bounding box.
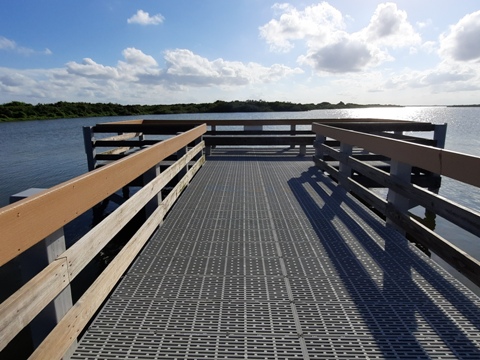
[383,62,479,94]
[122,48,158,67]
[163,49,302,87]
[127,10,164,25]
[259,2,345,52]
[362,2,421,48]
[0,35,52,56]
[0,36,16,51]
[440,10,480,62]
[0,48,303,104]
[66,58,119,79]
[260,2,421,74]
[299,37,374,73]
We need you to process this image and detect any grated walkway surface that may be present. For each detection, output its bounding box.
[73,148,480,359]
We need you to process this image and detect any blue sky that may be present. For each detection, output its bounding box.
[1,1,480,105]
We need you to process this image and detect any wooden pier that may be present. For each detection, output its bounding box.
[1,119,480,359]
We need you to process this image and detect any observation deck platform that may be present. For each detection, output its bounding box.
[72,148,480,359]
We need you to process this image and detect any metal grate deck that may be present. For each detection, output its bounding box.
[73,148,480,359]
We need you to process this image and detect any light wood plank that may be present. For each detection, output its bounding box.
[313,123,480,188]
[98,132,142,142]
[65,141,204,279]
[0,124,206,267]
[29,156,205,360]
[0,258,69,351]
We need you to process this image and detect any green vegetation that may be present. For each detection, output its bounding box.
[448,104,480,107]
[0,100,401,122]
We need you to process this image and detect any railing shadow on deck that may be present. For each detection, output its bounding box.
[288,166,480,358]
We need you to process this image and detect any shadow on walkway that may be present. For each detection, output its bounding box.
[288,166,480,358]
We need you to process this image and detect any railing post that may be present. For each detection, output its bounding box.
[339,143,353,189]
[434,123,447,149]
[193,136,203,162]
[290,124,296,149]
[314,134,326,160]
[83,126,96,171]
[7,188,75,357]
[143,164,162,218]
[177,132,188,181]
[386,160,412,233]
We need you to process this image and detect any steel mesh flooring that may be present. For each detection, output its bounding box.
[73,148,480,359]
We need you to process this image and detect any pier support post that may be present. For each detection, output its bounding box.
[339,143,353,189]
[290,125,296,149]
[143,164,162,218]
[434,123,447,149]
[7,188,75,357]
[386,160,412,234]
[82,126,96,171]
[314,134,326,160]
[193,136,203,162]
[177,133,188,181]
[299,145,306,156]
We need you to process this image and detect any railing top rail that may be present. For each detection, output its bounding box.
[0,124,207,267]
[313,123,480,188]
[97,117,420,128]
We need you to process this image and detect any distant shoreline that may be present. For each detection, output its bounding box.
[0,100,400,122]
[1,100,478,122]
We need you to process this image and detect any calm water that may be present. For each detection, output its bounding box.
[1,107,479,258]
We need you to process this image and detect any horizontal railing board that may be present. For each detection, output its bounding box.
[319,143,480,238]
[29,154,206,360]
[0,140,205,354]
[313,123,480,188]
[314,152,480,287]
[94,139,160,147]
[98,132,143,142]
[0,124,206,267]
[104,118,416,126]
[322,122,436,132]
[65,141,204,280]
[91,118,427,134]
[207,130,314,135]
[313,123,480,287]
[0,258,69,351]
[93,124,198,134]
[204,135,314,146]
[385,205,480,287]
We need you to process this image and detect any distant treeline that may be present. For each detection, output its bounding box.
[448,104,480,107]
[0,100,400,122]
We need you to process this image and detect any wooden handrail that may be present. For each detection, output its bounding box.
[30,155,206,360]
[91,118,435,133]
[0,126,206,355]
[0,124,206,267]
[312,122,480,287]
[313,123,480,188]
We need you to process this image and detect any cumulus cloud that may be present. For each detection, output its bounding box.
[122,48,158,67]
[299,38,373,73]
[127,10,165,25]
[383,62,479,94]
[260,2,421,73]
[0,36,16,51]
[259,2,345,52]
[0,48,303,103]
[0,35,52,56]
[66,58,119,79]
[362,2,421,48]
[163,49,302,87]
[440,10,480,62]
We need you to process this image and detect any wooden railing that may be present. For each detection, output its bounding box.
[312,122,480,287]
[84,118,440,163]
[0,124,207,359]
